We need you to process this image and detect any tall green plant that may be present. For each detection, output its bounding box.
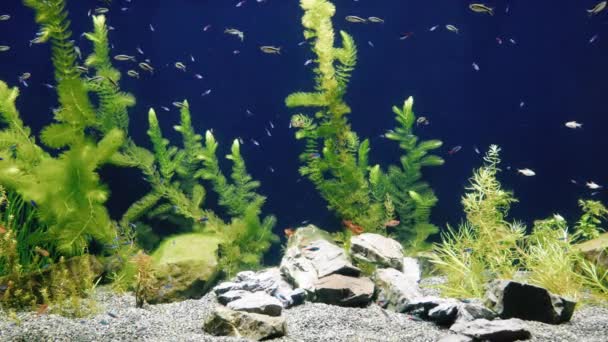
[286,0,442,249]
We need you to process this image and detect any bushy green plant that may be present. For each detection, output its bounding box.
[574,200,607,241]
[430,145,524,298]
[286,0,443,250]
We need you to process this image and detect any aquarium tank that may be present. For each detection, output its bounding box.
[0,0,606,341]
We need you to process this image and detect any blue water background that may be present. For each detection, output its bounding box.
[0,0,607,257]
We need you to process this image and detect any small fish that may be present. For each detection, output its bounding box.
[107,312,118,318]
[136,46,145,55]
[464,247,473,254]
[474,146,481,154]
[149,24,155,32]
[0,14,10,21]
[304,59,314,66]
[469,4,494,15]
[159,106,169,112]
[367,16,385,23]
[304,246,320,252]
[587,1,607,16]
[343,220,364,235]
[94,7,109,14]
[586,181,602,190]
[472,62,480,71]
[34,246,50,257]
[269,121,275,129]
[260,46,281,54]
[251,139,260,146]
[236,0,246,7]
[233,50,241,54]
[496,37,503,45]
[114,55,136,62]
[446,25,459,33]
[268,166,275,173]
[429,25,439,31]
[127,70,139,78]
[345,15,367,23]
[309,152,321,159]
[30,200,37,208]
[519,101,525,108]
[368,41,375,48]
[589,34,599,44]
[447,145,462,155]
[173,101,188,109]
[194,73,204,79]
[197,217,209,223]
[553,213,565,222]
[416,117,429,126]
[399,32,414,40]
[509,38,517,45]
[564,121,582,129]
[0,46,10,52]
[190,54,195,62]
[265,128,272,137]
[76,65,89,73]
[43,83,55,89]
[203,24,212,32]
[284,228,295,238]
[36,303,49,316]
[0,225,6,234]
[570,179,578,185]
[174,62,187,71]
[384,219,400,227]
[201,89,212,96]
[517,168,536,177]
[225,28,245,41]
[18,72,31,87]
[138,62,154,74]
[74,46,82,60]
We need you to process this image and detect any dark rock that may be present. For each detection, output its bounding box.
[203,306,286,340]
[314,274,374,307]
[485,280,576,324]
[290,288,306,307]
[226,291,283,317]
[404,296,497,326]
[373,268,422,312]
[217,290,248,305]
[429,301,460,326]
[350,233,404,269]
[402,296,444,318]
[280,225,360,293]
[450,318,531,341]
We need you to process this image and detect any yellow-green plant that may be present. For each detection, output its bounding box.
[131,251,156,308]
[286,0,443,249]
[574,199,607,241]
[430,145,523,298]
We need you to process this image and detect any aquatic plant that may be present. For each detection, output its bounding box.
[121,102,277,277]
[286,0,443,249]
[0,0,138,257]
[131,251,156,308]
[574,199,607,241]
[430,145,524,298]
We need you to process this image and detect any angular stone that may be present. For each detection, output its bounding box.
[429,301,460,326]
[450,318,531,341]
[314,274,374,307]
[217,290,248,305]
[280,225,360,293]
[373,268,422,312]
[485,280,576,324]
[204,306,286,340]
[227,291,283,317]
[350,233,404,269]
[402,296,444,317]
[456,301,497,324]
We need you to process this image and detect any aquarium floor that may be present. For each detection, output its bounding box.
[0,278,607,342]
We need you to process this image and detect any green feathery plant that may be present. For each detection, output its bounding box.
[286,0,443,250]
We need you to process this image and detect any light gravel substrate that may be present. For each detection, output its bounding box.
[0,280,607,342]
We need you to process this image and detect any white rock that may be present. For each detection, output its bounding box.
[227,292,283,317]
[350,233,404,269]
[374,268,422,312]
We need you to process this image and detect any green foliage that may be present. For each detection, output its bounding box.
[286,0,442,249]
[122,103,277,275]
[430,146,524,298]
[574,200,607,241]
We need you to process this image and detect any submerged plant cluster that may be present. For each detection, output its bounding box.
[0,0,605,320]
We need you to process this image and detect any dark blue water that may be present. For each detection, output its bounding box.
[0,0,606,252]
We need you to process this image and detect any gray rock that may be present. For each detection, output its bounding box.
[373,268,422,312]
[350,233,404,269]
[450,318,532,341]
[402,296,444,317]
[485,280,576,324]
[280,225,360,293]
[203,305,286,340]
[404,297,497,326]
[429,301,460,326]
[456,301,497,324]
[217,290,248,305]
[227,291,283,317]
[314,274,375,307]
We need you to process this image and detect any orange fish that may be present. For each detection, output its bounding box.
[284,228,295,238]
[342,220,364,235]
[36,303,49,316]
[0,225,6,234]
[34,246,50,258]
[384,219,400,227]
